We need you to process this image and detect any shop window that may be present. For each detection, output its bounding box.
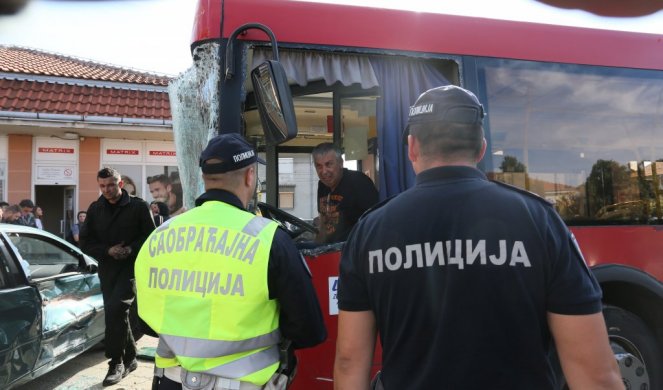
[146,166,185,217]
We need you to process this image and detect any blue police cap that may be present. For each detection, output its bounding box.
[199,133,265,174]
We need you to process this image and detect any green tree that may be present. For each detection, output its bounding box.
[585,159,631,217]
[499,155,526,173]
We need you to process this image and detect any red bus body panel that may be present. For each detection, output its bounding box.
[295,251,338,389]
[194,0,663,71]
[297,250,380,390]
[191,1,663,387]
[571,225,663,279]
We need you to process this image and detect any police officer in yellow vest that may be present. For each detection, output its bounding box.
[135,133,326,390]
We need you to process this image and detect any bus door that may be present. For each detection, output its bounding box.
[245,63,381,389]
[246,77,380,237]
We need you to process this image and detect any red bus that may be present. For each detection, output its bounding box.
[171,0,663,388]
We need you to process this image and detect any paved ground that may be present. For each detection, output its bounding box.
[15,336,159,390]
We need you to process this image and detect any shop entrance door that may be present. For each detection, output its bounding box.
[35,185,75,238]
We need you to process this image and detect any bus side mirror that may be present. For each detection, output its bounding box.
[251,60,298,145]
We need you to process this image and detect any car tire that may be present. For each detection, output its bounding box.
[604,305,663,390]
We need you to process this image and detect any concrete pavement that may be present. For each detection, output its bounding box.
[16,336,159,390]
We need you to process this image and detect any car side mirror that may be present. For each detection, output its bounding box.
[85,263,98,274]
[83,255,98,274]
[251,60,298,145]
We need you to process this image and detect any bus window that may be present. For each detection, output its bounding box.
[340,95,379,189]
[249,91,379,226]
[478,58,663,225]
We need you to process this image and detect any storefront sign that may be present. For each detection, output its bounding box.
[38,147,75,154]
[107,149,140,155]
[36,165,76,183]
[35,138,78,162]
[149,150,176,157]
[146,141,177,164]
[102,140,143,163]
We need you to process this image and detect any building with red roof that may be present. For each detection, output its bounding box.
[0,45,178,235]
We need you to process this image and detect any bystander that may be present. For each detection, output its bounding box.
[80,167,155,386]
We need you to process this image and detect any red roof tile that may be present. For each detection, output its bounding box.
[0,79,170,119]
[0,45,171,86]
[0,46,172,120]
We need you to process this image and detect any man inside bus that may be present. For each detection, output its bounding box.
[312,142,378,244]
[334,85,622,389]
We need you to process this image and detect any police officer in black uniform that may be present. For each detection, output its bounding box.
[333,85,622,390]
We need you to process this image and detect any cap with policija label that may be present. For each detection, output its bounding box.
[403,85,486,143]
[199,133,266,174]
[408,85,485,126]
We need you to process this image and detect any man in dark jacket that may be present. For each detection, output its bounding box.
[80,167,155,386]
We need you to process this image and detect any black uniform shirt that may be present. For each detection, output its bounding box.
[195,189,326,349]
[317,168,378,243]
[338,166,601,390]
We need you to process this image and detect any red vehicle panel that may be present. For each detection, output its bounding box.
[194,0,663,71]
[183,1,663,387]
[572,225,663,278]
[295,251,381,389]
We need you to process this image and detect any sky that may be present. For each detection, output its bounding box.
[0,0,662,76]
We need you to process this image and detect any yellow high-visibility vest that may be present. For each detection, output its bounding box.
[135,200,280,386]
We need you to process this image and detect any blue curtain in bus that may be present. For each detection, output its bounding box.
[370,57,450,198]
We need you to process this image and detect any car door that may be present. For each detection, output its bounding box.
[5,232,104,376]
[0,237,42,389]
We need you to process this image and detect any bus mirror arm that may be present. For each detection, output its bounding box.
[218,22,296,144]
[225,23,279,80]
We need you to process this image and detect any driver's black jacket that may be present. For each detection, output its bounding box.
[195,189,327,349]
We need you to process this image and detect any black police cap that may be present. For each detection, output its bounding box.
[199,133,265,174]
[403,85,486,143]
